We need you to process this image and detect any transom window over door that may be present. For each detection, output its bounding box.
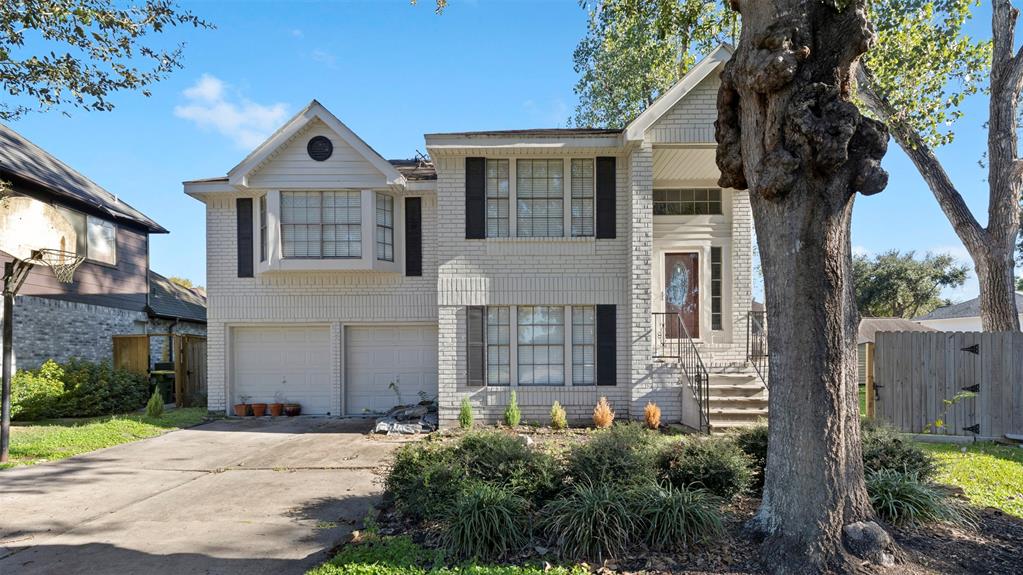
[517,159,564,237]
[654,189,722,215]
[517,306,565,385]
[281,191,361,258]
[665,253,699,338]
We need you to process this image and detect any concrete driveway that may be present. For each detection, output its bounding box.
[0,417,407,575]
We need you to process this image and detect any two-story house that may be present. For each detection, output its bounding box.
[185,47,767,431]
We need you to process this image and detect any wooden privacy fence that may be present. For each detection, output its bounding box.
[872,331,1023,439]
[112,333,207,407]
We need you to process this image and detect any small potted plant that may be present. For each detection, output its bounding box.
[233,395,251,417]
[251,401,268,417]
[283,402,302,417]
[269,392,285,417]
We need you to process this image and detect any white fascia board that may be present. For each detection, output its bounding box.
[624,44,733,142]
[183,179,236,202]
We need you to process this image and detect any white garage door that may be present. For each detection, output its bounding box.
[232,326,333,415]
[345,325,438,416]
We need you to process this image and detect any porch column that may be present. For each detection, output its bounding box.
[628,142,654,419]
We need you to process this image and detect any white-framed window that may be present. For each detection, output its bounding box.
[516,159,564,237]
[259,195,267,262]
[281,191,361,258]
[653,188,723,215]
[487,307,511,385]
[711,247,723,330]
[376,193,394,262]
[572,306,596,385]
[517,306,565,385]
[486,159,510,238]
[85,216,116,265]
[570,159,594,237]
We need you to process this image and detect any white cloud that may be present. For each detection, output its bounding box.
[290,28,304,38]
[310,49,337,69]
[174,74,289,149]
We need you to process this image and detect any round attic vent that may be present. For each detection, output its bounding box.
[307,136,333,161]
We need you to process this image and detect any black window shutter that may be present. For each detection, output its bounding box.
[467,306,486,386]
[236,198,254,278]
[405,197,422,276]
[595,157,616,239]
[465,157,486,239]
[596,304,616,385]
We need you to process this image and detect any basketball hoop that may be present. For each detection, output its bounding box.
[25,248,85,285]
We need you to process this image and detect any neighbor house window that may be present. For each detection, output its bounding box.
[487,307,511,385]
[376,193,394,261]
[281,191,361,258]
[53,207,118,265]
[259,195,267,262]
[572,306,596,385]
[570,159,594,237]
[486,159,510,238]
[654,188,722,215]
[516,159,564,237]
[711,247,723,330]
[517,306,564,385]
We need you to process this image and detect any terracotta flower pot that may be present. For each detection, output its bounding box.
[269,403,284,417]
[233,403,249,417]
[251,403,268,417]
[284,403,301,417]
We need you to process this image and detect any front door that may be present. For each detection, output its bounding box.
[664,252,699,338]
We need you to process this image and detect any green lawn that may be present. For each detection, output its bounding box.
[921,441,1023,518]
[0,407,211,469]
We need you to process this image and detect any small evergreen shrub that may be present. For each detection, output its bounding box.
[643,402,661,430]
[542,482,636,561]
[631,483,724,550]
[10,360,64,420]
[862,422,937,480]
[866,468,976,527]
[443,481,529,560]
[145,387,165,418]
[455,430,563,505]
[386,442,467,521]
[567,422,658,486]
[458,397,474,429]
[733,423,769,490]
[658,436,754,500]
[550,401,568,430]
[504,391,521,428]
[592,396,614,428]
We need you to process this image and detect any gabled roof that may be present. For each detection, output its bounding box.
[914,292,1023,321]
[624,44,733,141]
[227,100,405,187]
[858,318,937,344]
[147,270,207,323]
[0,123,167,233]
[426,128,621,138]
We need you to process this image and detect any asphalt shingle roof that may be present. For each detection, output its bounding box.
[148,271,207,323]
[858,318,937,344]
[913,292,1023,321]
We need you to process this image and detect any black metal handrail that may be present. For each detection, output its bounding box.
[746,310,769,388]
[653,312,710,433]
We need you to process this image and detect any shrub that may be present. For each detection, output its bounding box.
[504,391,521,428]
[658,436,754,500]
[386,442,467,521]
[542,482,636,561]
[733,423,768,490]
[145,387,164,418]
[631,483,724,550]
[11,359,149,420]
[644,402,661,430]
[458,397,474,429]
[592,396,614,428]
[455,430,563,506]
[866,468,976,527]
[550,401,568,430]
[567,422,658,486]
[443,481,530,560]
[861,422,937,481]
[11,360,64,420]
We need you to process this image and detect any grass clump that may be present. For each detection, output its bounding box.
[504,391,521,428]
[866,468,976,527]
[567,422,658,486]
[459,397,474,429]
[658,436,753,499]
[592,396,614,428]
[542,482,636,561]
[862,422,936,480]
[631,482,724,550]
[443,482,530,560]
[550,401,567,430]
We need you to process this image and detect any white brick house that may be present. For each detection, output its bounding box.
[185,47,767,431]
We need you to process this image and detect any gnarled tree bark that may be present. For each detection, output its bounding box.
[856,0,1023,332]
[715,1,894,572]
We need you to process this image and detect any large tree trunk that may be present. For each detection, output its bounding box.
[715,1,893,572]
[856,0,1023,332]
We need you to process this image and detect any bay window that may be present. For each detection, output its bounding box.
[376,193,394,262]
[281,191,361,258]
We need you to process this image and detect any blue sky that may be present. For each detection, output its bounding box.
[6,0,1011,302]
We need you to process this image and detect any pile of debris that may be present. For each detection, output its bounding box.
[373,400,439,434]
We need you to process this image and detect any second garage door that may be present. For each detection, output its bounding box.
[345,325,438,415]
[232,326,333,415]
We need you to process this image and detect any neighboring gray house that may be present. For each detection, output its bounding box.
[186,46,766,431]
[857,318,937,387]
[914,292,1023,332]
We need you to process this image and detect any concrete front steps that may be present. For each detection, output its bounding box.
[706,371,768,433]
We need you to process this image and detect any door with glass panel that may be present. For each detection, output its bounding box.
[664,252,699,339]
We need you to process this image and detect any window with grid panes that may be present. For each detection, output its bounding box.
[486,307,511,385]
[653,188,722,215]
[259,195,267,262]
[516,159,564,237]
[376,193,394,261]
[517,306,564,385]
[486,159,510,237]
[281,191,361,258]
[711,247,723,330]
[572,306,596,385]
[571,159,594,236]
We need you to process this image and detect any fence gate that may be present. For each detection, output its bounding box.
[874,331,1023,438]
[112,335,150,375]
[174,335,207,407]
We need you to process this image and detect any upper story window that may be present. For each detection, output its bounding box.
[55,207,117,265]
[570,159,594,237]
[486,159,510,238]
[376,193,394,262]
[654,188,722,215]
[259,195,267,262]
[281,191,361,258]
[517,159,564,237]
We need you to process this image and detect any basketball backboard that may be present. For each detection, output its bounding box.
[0,195,78,261]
